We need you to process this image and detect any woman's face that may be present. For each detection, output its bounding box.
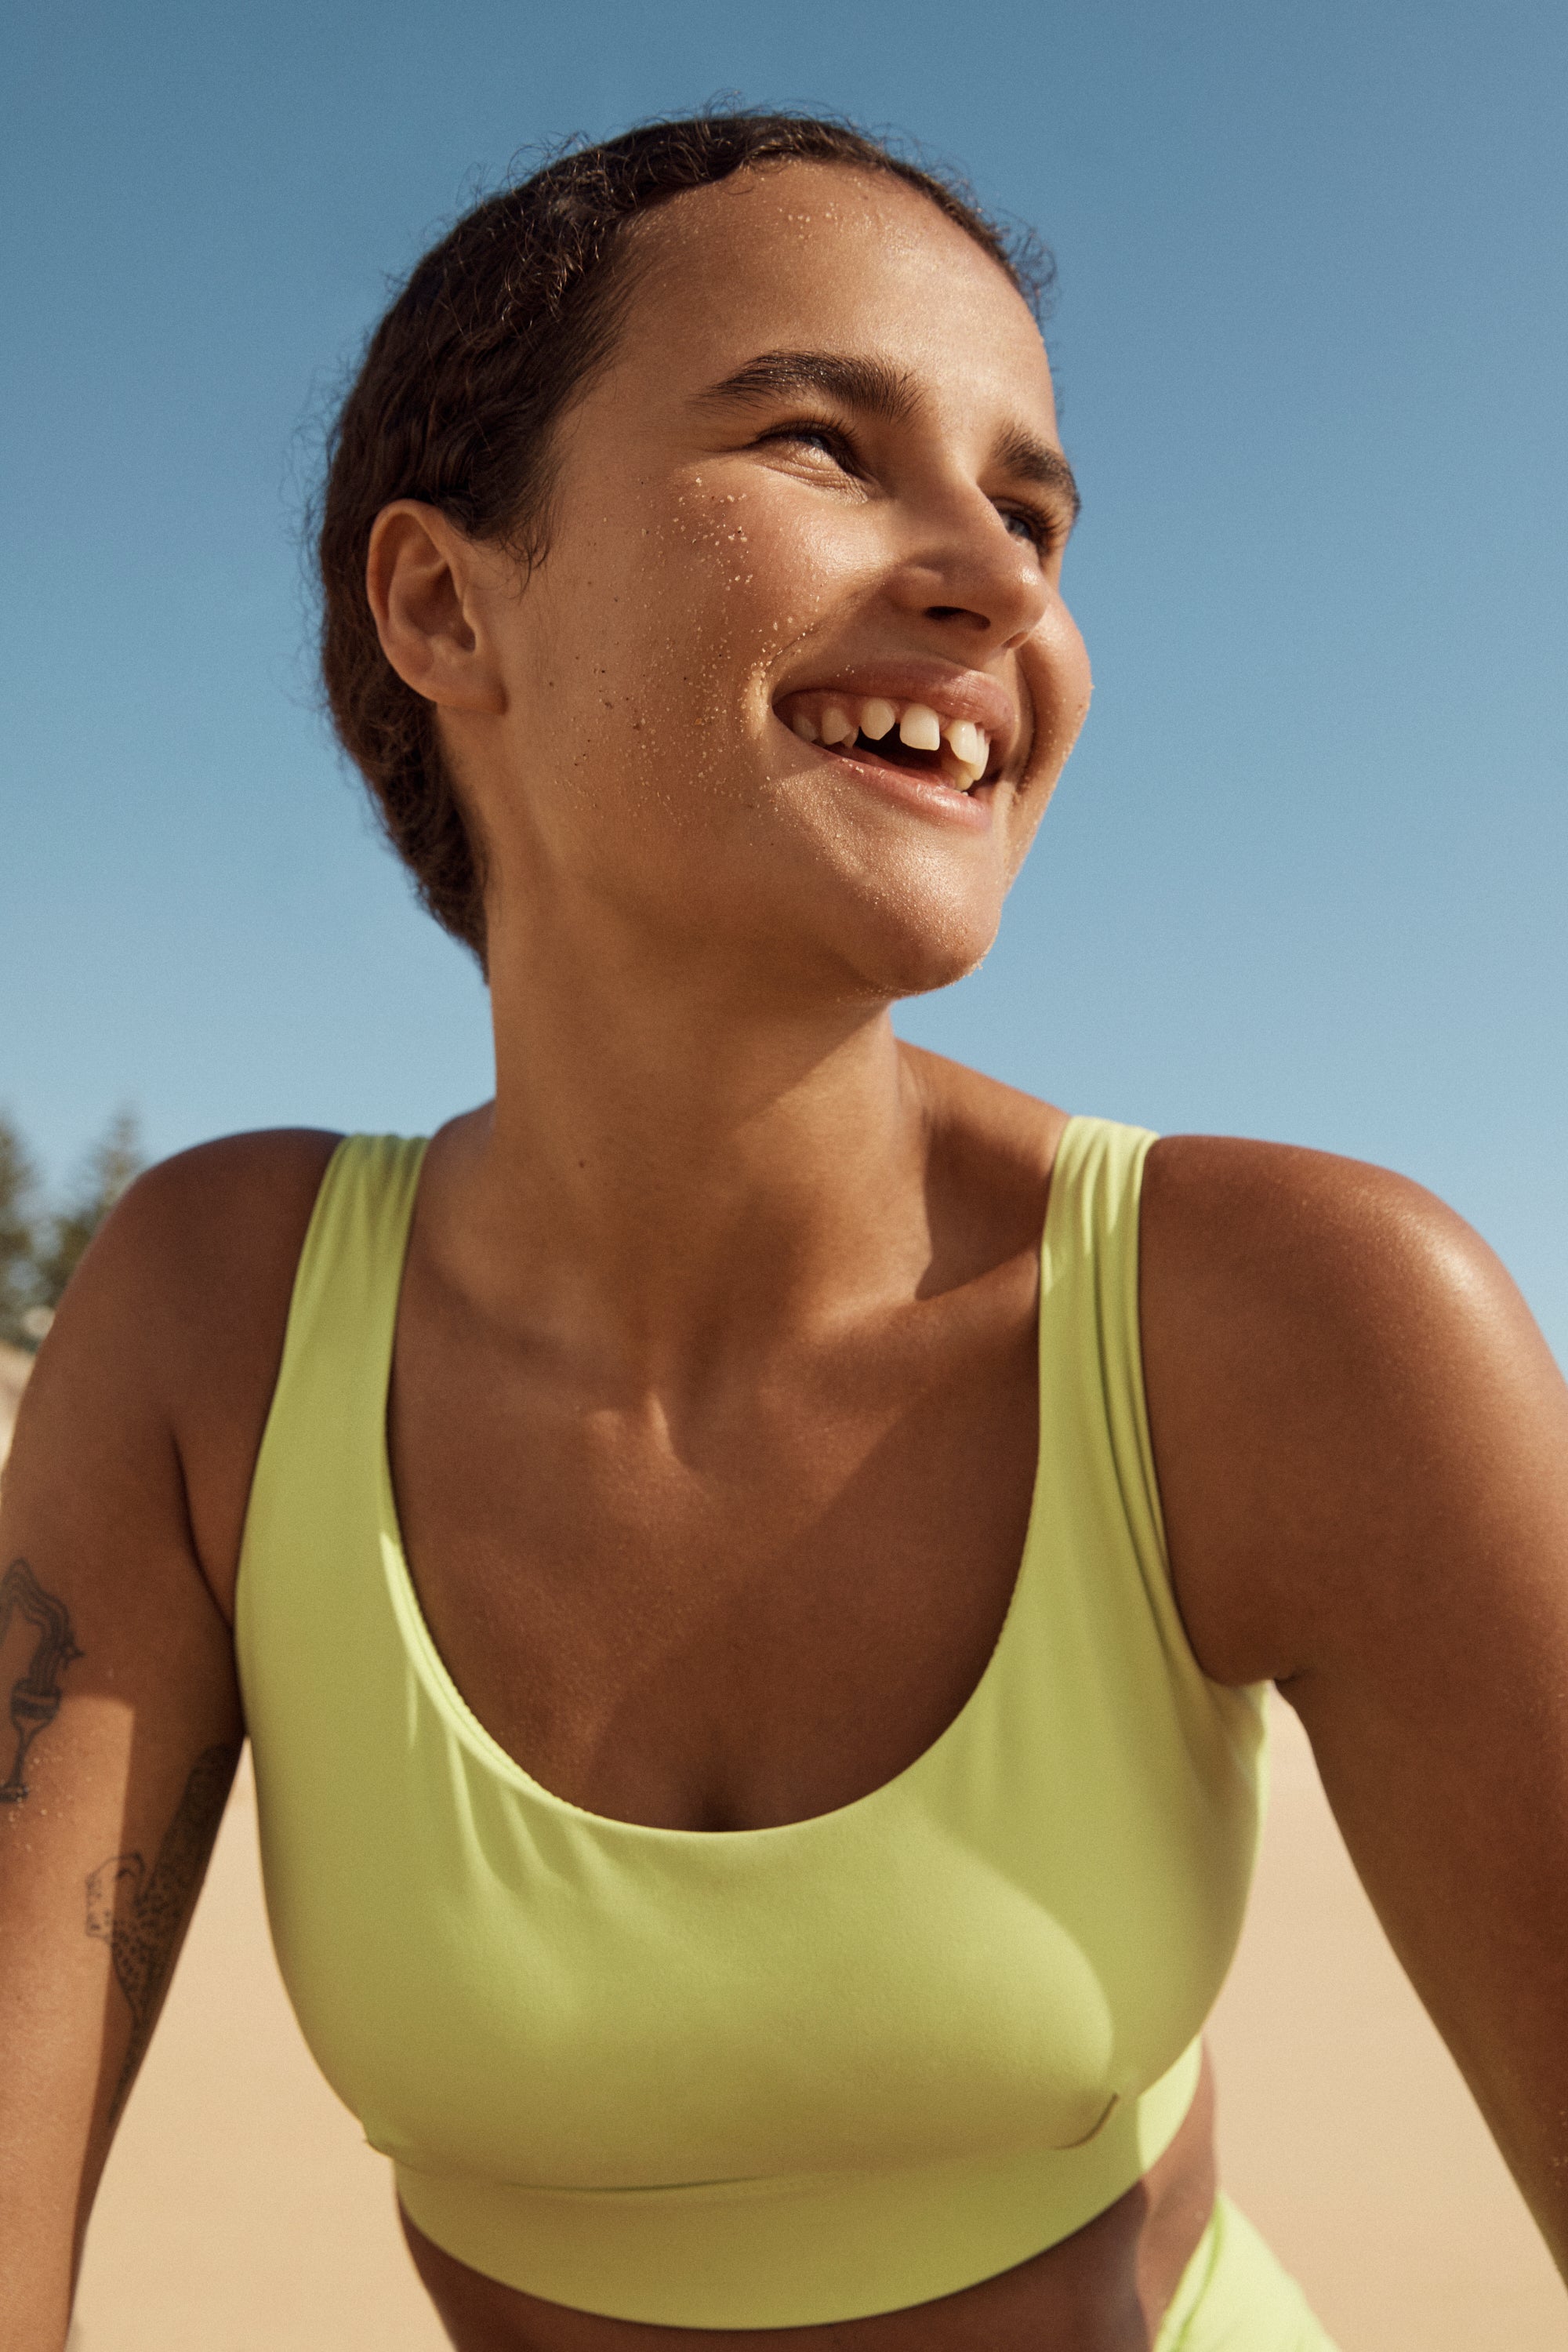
[452,161,1092,1007]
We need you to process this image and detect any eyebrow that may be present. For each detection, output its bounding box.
[699,349,918,425]
[696,347,1080,525]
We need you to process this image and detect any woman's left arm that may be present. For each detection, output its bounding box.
[1141,1135,1568,2278]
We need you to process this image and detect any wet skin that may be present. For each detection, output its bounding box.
[365,162,1210,2346]
[7,154,1568,2352]
[357,156,1568,2344]
[369,162,1094,1033]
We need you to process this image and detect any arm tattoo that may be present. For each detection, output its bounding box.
[0,1559,84,1803]
[85,1745,237,2118]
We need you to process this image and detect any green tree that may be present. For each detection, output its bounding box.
[32,1110,146,1318]
[0,1116,43,1348]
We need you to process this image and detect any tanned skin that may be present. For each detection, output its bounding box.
[3,160,1566,2350]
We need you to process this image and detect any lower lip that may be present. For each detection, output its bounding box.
[793,735,996,829]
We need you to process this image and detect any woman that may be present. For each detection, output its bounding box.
[2,111,1566,2352]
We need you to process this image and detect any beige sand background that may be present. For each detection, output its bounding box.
[3,1350,1560,2347]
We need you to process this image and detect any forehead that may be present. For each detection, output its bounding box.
[610,161,1057,425]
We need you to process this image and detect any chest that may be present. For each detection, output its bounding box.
[234,1122,1269,2317]
[385,1260,1042,1832]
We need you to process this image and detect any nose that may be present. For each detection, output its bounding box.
[886,484,1053,652]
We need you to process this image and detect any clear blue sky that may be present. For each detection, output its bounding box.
[4,0,1565,1346]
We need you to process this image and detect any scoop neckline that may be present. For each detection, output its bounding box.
[372,1119,1082,1846]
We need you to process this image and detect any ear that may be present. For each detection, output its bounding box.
[365,501,509,715]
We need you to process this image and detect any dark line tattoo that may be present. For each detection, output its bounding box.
[85,1745,237,2118]
[0,1558,84,1803]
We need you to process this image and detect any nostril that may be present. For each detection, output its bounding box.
[924,604,993,631]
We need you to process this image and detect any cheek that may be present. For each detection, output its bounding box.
[999,607,1092,881]
[616,491,791,685]
[662,477,869,666]
[580,497,857,800]
[542,455,873,717]
[1023,601,1094,770]
[508,521,786,845]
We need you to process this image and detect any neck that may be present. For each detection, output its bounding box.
[442,912,942,1366]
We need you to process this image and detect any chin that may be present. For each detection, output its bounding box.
[831,896,1000,1004]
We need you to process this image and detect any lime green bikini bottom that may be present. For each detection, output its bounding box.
[1158,2197,1340,2350]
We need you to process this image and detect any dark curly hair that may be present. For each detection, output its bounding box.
[317,111,1051,965]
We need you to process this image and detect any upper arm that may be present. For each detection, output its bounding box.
[0,1129,336,2339]
[1141,1135,1568,2277]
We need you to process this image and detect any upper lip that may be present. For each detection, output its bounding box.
[771,660,1025,779]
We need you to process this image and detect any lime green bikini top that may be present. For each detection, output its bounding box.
[235,1116,1267,2329]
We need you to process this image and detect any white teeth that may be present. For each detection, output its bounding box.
[796,694,992,786]
[946,719,987,771]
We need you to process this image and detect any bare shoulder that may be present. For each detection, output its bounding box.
[1139,1131,1497,1362]
[16,1128,343,1620]
[87,1125,341,1312]
[39,1126,343,1385]
[0,1131,345,2230]
[1138,1132,1568,1686]
[1141,1137,1568,2254]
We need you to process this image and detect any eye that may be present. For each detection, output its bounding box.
[758,419,858,469]
[1000,503,1064,557]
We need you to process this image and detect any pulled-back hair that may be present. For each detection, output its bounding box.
[317,111,1050,964]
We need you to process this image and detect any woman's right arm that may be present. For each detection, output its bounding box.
[0,1134,335,2349]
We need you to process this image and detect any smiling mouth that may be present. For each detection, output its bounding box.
[779,693,996,794]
